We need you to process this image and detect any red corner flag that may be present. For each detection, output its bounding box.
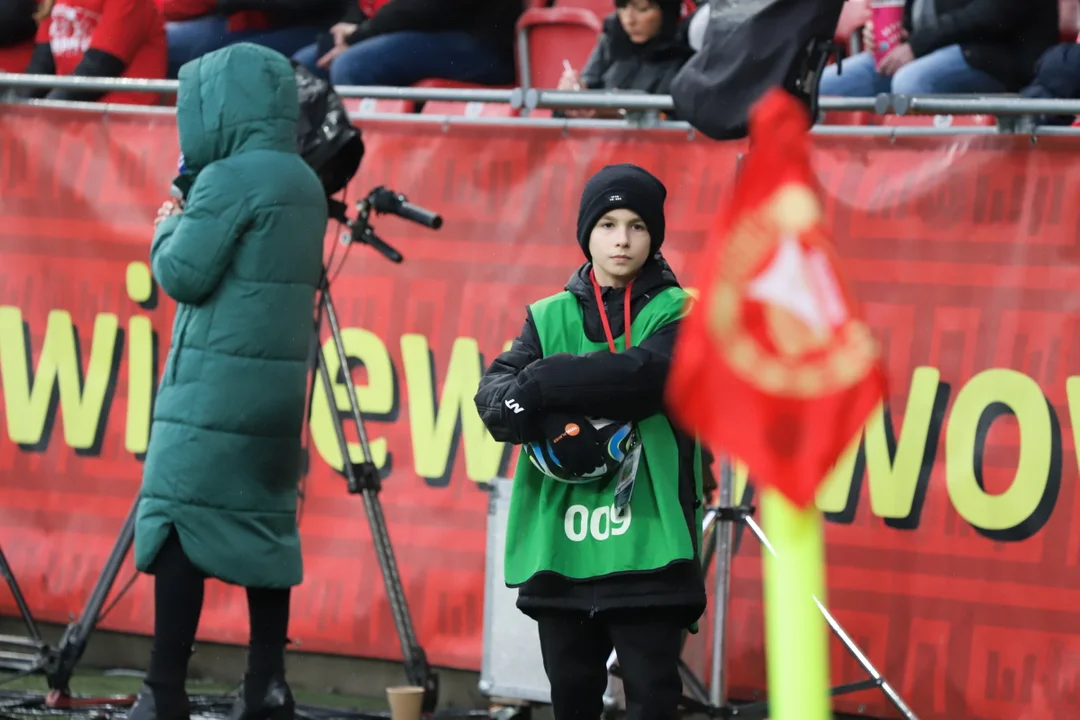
[667,89,886,508]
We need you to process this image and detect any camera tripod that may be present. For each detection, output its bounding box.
[601,460,919,719]
[308,185,444,711]
[0,497,139,708]
[0,186,445,713]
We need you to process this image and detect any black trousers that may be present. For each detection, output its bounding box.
[536,609,684,720]
[146,527,291,703]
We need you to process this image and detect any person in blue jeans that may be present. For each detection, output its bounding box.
[167,15,327,79]
[292,0,522,87]
[819,0,1058,96]
[164,0,345,79]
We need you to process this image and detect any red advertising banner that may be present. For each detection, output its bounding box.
[1,105,1080,720]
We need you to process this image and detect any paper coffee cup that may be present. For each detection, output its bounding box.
[386,685,425,720]
[870,0,905,66]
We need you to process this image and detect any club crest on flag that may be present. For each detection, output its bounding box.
[707,183,877,400]
[666,88,885,509]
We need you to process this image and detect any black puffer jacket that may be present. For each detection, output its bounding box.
[903,0,1058,92]
[1020,43,1080,125]
[474,258,708,624]
[0,0,37,47]
[581,10,694,95]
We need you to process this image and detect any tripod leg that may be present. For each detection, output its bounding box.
[709,460,737,707]
[0,542,45,646]
[317,286,436,709]
[742,515,919,720]
[47,498,138,696]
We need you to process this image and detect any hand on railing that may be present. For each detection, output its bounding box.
[556,62,598,119]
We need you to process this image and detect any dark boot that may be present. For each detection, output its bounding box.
[126,685,191,720]
[228,674,295,720]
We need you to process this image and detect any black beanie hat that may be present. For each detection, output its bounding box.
[576,164,667,259]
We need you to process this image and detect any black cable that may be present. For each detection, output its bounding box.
[94,570,141,624]
[327,237,352,286]
[322,184,349,288]
[298,183,353,528]
[0,670,34,688]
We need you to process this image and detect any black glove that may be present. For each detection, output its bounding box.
[497,375,544,443]
[541,412,607,479]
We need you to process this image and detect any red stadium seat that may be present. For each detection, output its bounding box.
[0,42,34,74]
[421,101,517,117]
[412,79,518,116]
[553,0,612,17]
[834,0,869,43]
[413,78,514,91]
[819,111,877,126]
[517,7,603,90]
[342,97,416,115]
[552,0,697,20]
[880,114,996,127]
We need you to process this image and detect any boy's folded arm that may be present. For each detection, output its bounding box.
[528,320,679,422]
[474,312,547,444]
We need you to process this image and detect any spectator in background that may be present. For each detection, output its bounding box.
[556,0,693,119]
[163,0,346,79]
[1018,0,1080,124]
[291,0,522,87]
[819,0,1059,96]
[0,0,45,72]
[11,0,167,104]
[1,0,39,48]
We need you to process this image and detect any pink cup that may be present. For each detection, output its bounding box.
[871,0,906,67]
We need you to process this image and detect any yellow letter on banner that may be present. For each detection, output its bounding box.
[401,334,503,485]
[814,367,942,526]
[309,328,393,471]
[0,307,119,451]
[125,262,155,455]
[946,369,1058,539]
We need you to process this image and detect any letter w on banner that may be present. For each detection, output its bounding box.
[667,89,886,507]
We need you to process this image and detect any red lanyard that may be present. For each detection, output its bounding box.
[590,270,634,352]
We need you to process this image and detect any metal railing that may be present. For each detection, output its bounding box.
[3,72,1080,136]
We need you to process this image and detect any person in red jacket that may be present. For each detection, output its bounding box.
[12,0,167,104]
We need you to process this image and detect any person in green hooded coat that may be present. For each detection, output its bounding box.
[129,42,328,720]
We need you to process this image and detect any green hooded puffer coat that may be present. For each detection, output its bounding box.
[134,43,328,589]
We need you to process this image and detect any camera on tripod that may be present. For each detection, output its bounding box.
[328,186,443,265]
[293,62,444,712]
[292,59,441,265]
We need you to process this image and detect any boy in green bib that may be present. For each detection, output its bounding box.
[475,164,707,719]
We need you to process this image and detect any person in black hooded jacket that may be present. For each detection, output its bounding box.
[557,0,693,119]
[474,164,707,719]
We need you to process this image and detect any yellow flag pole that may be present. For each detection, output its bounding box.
[760,485,832,720]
